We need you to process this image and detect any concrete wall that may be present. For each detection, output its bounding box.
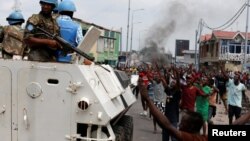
[225,63,242,71]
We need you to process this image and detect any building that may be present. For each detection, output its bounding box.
[175,39,189,56]
[199,30,250,71]
[176,50,196,67]
[165,50,173,64]
[74,18,122,67]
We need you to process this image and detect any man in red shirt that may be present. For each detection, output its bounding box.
[138,70,149,116]
[180,75,205,111]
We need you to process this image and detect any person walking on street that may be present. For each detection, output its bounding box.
[208,78,219,124]
[226,74,246,125]
[163,79,181,140]
[215,70,228,113]
[161,66,181,141]
[151,75,166,133]
[180,75,205,112]
[138,68,150,116]
[195,77,211,135]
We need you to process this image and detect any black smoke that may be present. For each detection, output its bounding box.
[139,0,191,67]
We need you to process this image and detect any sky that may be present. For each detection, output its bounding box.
[0,0,247,55]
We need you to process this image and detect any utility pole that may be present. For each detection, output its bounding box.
[139,31,141,51]
[120,27,123,55]
[195,19,203,71]
[130,22,141,52]
[125,0,131,57]
[243,0,250,71]
[195,30,198,70]
[129,9,144,52]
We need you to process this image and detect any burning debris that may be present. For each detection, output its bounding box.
[138,0,192,68]
[139,45,169,68]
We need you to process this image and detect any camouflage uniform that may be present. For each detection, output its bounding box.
[0,25,25,59]
[52,13,60,19]
[24,12,60,62]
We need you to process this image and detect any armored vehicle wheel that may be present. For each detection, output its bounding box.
[116,115,133,141]
[113,125,125,141]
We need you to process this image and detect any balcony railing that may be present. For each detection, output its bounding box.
[219,52,250,61]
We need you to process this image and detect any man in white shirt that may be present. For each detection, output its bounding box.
[226,74,246,125]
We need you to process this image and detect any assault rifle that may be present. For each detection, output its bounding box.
[36,26,95,61]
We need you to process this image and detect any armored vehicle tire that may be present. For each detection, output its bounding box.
[113,125,125,141]
[116,115,133,141]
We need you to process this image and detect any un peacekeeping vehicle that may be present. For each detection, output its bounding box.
[0,24,136,141]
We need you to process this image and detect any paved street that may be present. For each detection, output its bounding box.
[127,97,162,141]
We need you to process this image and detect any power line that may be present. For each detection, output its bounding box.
[203,3,246,31]
[220,6,246,31]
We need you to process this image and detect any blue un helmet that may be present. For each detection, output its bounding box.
[58,0,76,12]
[52,0,59,13]
[40,0,58,7]
[6,11,25,25]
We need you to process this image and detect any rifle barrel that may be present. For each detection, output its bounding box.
[36,27,95,61]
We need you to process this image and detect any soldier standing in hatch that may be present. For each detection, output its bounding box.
[23,0,61,62]
[0,11,26,59]
[56,0,83,63]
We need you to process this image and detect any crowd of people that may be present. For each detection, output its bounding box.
[128,63,250,141]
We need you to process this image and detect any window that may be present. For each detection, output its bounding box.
[104,31,109,37]
[82,29,87,36]
[224,46,227,54]
[221,46,224,54]
[229,45,235,53]
[236,45,241,53]
[244,45,250,54]
[104,38,108,49]
[107,39,111,49]
[110,39,115,49]
[98,37,115,51]
[221,40,227,45]
[97,38,104,52]
[105,38,115,49]
[110,31,115,38]
[102,30,115,50]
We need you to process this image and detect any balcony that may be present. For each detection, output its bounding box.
[219,53,245,61]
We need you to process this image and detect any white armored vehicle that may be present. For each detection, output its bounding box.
[0,58,136,141]
[0,57,136,140]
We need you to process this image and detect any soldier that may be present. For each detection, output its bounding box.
[23,0,61,62]
[0,11,25,59]
[56,0,83,63]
